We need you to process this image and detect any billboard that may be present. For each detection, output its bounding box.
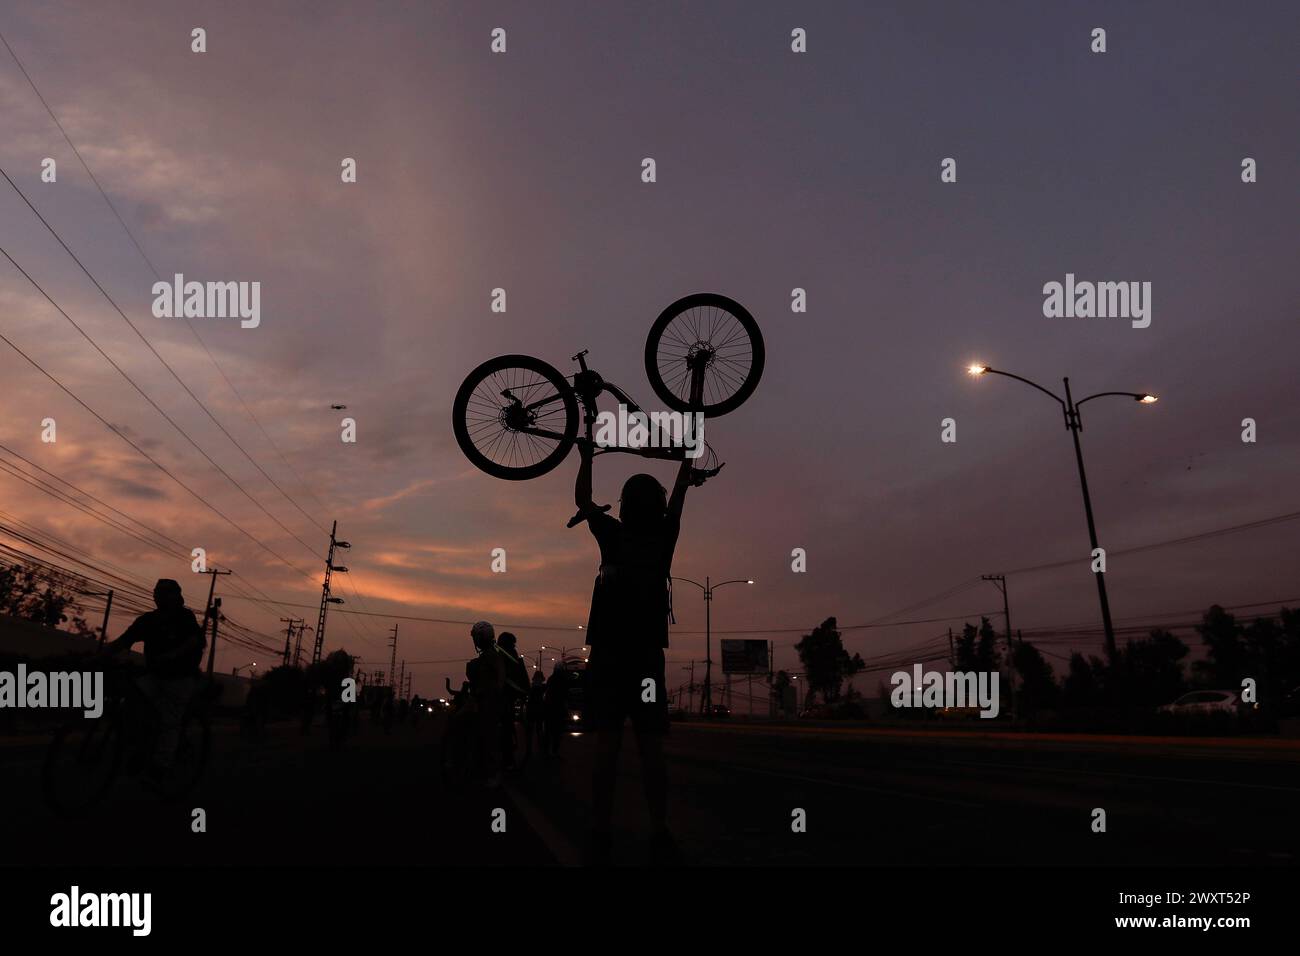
[721,639,768,674]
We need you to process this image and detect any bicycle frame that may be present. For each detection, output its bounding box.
[505,349,706,462]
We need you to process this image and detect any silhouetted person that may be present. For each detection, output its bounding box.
[103,578,205,777]
[465,620,504,786]
[496,631,529,769]
[542,663,569,757]
[575,440,694,865]
[526,670,546,759]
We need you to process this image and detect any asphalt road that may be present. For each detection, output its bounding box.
[4,716,1298,867]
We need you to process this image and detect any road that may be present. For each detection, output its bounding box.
[4,716,1298,867]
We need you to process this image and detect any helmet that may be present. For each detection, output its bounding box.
[470,620,495,650]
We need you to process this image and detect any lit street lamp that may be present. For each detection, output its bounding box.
[672,576,754,714]
[966,364,1157,661]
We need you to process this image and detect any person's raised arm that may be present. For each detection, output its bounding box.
[667,454,692,524]
[575,438,595,510]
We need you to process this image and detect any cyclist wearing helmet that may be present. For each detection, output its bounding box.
[103,578,205,775]
[574,441,694,865]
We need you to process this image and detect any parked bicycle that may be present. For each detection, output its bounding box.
[452,293,764,521]
[43,661,213,815]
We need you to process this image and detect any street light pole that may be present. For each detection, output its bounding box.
[967,365,1157,662]
[1062,376,1118,661]
[672,576,753,715]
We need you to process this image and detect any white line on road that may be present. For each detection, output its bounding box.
[504,781,583,867]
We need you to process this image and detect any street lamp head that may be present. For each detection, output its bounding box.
[967,364,988,376]
[1138,394,1158,404]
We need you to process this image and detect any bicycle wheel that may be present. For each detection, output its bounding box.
[452,354,579,480]
[43,712,125,816]
[645,293,764,416]
[152,709,211,803]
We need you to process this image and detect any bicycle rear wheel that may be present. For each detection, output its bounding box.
[452,354,579,480]
[645,293,764,416]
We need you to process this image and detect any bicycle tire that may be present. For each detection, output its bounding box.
[645,293,764,416]
[452,354,579,480]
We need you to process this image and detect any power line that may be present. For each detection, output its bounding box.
[0,29,332,537]
[0,224,324,563]
[0,319,316,582]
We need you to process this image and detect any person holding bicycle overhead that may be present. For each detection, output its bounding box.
[575,438,693,866]
[102,578,205,777]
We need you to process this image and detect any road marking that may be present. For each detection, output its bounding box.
[504,781,583,867]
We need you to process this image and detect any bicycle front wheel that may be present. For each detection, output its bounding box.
[452,354,579,480]
[645,293,764,416]
[43,713,124,816]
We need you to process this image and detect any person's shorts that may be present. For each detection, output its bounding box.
[585,643,669,734]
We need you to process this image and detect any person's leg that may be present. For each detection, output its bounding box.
[592,727,622,833]
[632,729,668,833]
[149,676,193,770]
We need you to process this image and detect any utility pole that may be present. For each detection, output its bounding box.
[388,625,399,693]
[397,659,406,700]
[948,627,955,667]
[280,617,303,667]
[682,661,695,714]
[205,596,225,677]
[768,641,774,718]
[982,574,1015,716]
[293,624,313,668]
[312,520,350,665]
[196,567,231,676]
[97,589,114,647]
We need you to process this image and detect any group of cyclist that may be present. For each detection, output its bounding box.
[458,620,574,786]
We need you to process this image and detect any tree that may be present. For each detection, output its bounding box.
[1116,629,1188,706]
[1011,641,1058,714]
[954,617,1001,671]
[0,561,94,635]
[794,617,864,704]
[1194,605,1246,686]
[771,669,793,715]
[1062,652,1107,708]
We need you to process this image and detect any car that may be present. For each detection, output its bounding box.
[798,704,832,720]
[705,704,730,719]
[1158,690,1242,716]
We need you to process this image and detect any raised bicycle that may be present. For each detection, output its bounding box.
[451,293,764,523]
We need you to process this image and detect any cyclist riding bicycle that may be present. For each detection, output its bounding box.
[101,578,205,777]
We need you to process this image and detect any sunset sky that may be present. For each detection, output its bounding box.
[1,1,1296,699]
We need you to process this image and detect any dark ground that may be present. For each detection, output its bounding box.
[4,714,1298,868]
